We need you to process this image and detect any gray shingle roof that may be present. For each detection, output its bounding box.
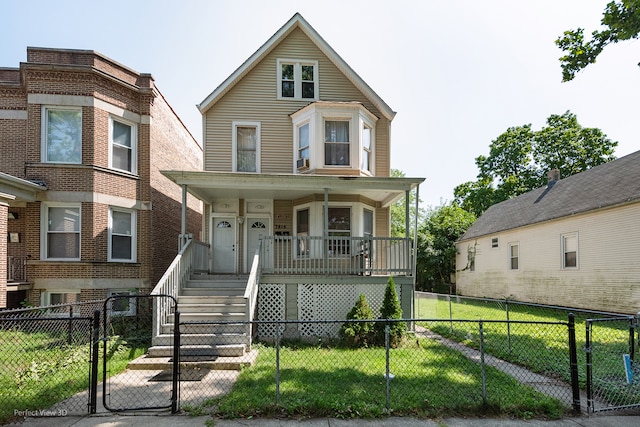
[459,150,640,241]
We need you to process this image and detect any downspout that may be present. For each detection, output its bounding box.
[324,188,329,273]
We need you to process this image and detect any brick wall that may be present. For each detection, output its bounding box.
[0,204,7,308]
[1,47,202,304]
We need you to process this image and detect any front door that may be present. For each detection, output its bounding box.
[245,217,270,272]
[212,216,236,273]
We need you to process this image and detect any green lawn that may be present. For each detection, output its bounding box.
[0,328,146,425]
[203,340,565,419]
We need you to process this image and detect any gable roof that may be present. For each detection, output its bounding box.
[460,150,640,241]
[197,13,396,121]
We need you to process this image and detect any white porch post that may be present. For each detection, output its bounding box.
[179,184,188,249]
[323,188,329,270]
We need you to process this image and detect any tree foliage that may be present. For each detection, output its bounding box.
[375,277,406,347]
[454,111,617,217]
[416,204,476,292]
[339,294,375,347]
[390,169,424,237]
[556,0,640,81]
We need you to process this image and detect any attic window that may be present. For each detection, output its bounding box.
[277,59,318,100]
[491,237,499,248]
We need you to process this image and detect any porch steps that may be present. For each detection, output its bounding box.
[127,350,259,371]
[147,275,252,360]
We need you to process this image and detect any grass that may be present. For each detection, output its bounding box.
[0,327,146,425]
[200,340,565,420]
[415,295,640,408]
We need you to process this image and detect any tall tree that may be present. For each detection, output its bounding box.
[556,0,640,81]
[390,169,423,237]
[454,111,617,217]
[416,204,476,291]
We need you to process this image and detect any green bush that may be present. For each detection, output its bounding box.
[375,276,406,347]
[339,294,375,347]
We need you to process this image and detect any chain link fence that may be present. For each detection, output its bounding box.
[177,318,578,418]
[0,300,103,424]
[586,316,640,413]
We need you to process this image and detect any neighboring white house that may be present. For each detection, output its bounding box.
[455,150,640,314]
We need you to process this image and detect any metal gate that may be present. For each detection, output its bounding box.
[586,315,640,413]
[102,294,178,412]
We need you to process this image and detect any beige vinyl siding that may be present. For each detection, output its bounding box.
[203,27,390,175]
[456,202,640,314]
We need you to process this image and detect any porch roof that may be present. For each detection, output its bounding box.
[161,171,424,207]
[0,171,47,204]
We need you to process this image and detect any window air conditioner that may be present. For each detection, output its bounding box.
[296,158,309,169]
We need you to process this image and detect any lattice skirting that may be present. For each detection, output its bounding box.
[257,282,401,338]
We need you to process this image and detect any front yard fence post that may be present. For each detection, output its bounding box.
[479,321,486,404]
[628,317,635,362]
[567,313,581,412]
[585,319,593,413]
[89,309,100,414]
[276,321,281,404]
[385,323,390,411]
[68,305,73,345]
[171,310,180,414]
[505,299,511,353]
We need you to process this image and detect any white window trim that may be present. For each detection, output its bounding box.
[232,121,261,173]
[41,106,82,164]
[41,203,81,261]
[508,242,519,270]
[323,117,352,168]
[276,59,319,100]
[360,121,374,175]
[108,207,137,262]
[109,115,138,174]
[108,289,137,316]
[561,232,579,269]
[41,289,80,307]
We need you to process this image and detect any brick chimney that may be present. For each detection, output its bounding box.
[547,169,560,188]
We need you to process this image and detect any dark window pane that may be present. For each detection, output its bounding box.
[301,65,314,81]
[302,82,314,98]
[282,81,294,97]
[282,64,294,80]
[565,251,576,268]
[112,235,132,259]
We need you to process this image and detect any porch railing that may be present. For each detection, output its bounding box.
[150,239,210,339]
[259,236,412,276]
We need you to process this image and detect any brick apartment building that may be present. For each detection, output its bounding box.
[0,47,202,309]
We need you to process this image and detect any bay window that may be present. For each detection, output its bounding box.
[324,120,350,166]
[43,204,81,260]
[109,208,136,262]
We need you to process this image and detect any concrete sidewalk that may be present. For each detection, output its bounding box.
[10,412,640,427]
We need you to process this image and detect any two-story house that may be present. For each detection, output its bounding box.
[0,47,202,310]
[151,13,424,355]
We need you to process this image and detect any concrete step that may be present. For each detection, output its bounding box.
[147,343,246,357]
[167,312,245,323]
[178,295,246,305]
[153,333,249,347]
[181,287,244,297]
[178,302,246,314]
[127,350,259,370]
[161,322,246,335]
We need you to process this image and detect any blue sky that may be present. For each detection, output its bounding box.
[2,0,638,207]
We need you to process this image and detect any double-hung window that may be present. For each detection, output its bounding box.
[298,123,310,163]
[110,117,137,174]
[509,243,519,270]
[43,204,81,260]
[233,121,260,172]
[109,208,136,262]
[361,124,372,172]
[277,59,318,100]
[42,107,82,164]
[324,120,350,166]
[562,233,578,268]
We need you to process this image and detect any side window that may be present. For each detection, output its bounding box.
[361,124,372,172]
[109,208,136,262]
[43,204,81,260]
[233,122,260,172]
[562,233,578,268]
[509,243,519,270]
[110,117,137,174]
[42,107,82,164]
